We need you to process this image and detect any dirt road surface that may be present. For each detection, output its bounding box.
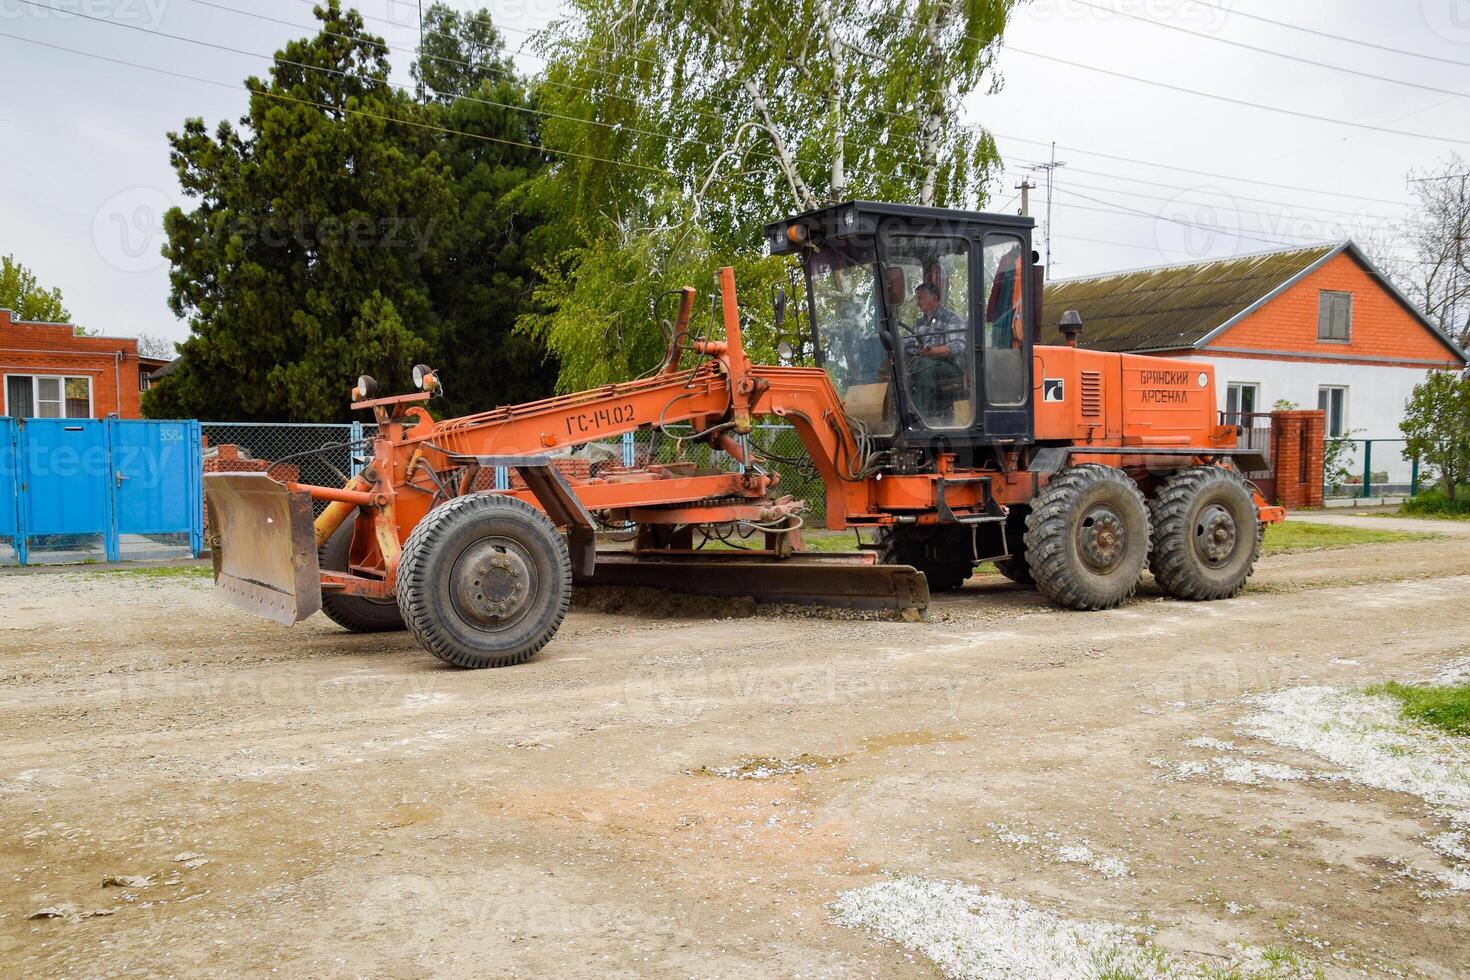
[2,515,1468,977]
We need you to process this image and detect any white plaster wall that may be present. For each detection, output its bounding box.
[1181,354,1437,487]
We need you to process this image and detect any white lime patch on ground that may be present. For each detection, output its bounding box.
[1214,757,1309,786]
[1238,683,1470,893]
[832,877,1318,980]
[1185,736,1238,751]
[1147,755,1304,786]
[986,823,1132,879]
[699,753,838,780]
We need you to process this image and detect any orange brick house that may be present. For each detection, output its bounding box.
[1045,242,1467,492]
[1,308,170,420]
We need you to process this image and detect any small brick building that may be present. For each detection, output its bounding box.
[1,308,170,420]
[1045,242,1467,496]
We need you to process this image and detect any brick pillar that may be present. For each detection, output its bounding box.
[1302,410,1325,508]
[1268,410,1327,509]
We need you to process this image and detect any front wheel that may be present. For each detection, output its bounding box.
[875,526,973,593]
[396,494,572,669]
[319,511,406,633]
[1024,465,1150,611]
[1149,466,1261,600]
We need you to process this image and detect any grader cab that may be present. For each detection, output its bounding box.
[204,202,1282,668]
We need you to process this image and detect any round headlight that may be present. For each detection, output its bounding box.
[412,364,438,393]
[776,341,794,362]
[355,375,378,400]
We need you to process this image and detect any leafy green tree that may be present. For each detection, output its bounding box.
[0,254,72,325]
[146,3,551,421]
[416,4,556,414]
[522,0,1016,390]
[1401,370,1470,501]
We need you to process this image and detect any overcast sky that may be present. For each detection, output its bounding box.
[1,0,1467,348]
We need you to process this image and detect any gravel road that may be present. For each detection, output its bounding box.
[2,516,1467,977]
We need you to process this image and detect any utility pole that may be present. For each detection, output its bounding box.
[1015,179,1033,217]
[1027,142,1066,274]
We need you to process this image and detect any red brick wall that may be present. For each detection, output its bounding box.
[201,444,301,535]
[1270,410,1325,509]
[1207,253,1463,368]
[0,309,150,418]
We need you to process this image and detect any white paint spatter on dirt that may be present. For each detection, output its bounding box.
[832,877,1318,980]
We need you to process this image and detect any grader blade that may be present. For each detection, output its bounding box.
[582,552,930,614]
[203,473,322,625]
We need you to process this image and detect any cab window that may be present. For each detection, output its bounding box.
[806,243,897,435]
[983,235,1029,407]
[879,233,973,430]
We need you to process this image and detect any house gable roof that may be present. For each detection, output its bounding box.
[1040,242,1467,362]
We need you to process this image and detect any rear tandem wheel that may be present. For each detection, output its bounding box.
[396,493,572,669]
[1148,466,1262,600]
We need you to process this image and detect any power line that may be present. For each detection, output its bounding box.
[190,0,951,186]
[285,0,1428,210]
[0,29,678,176]
[1066,0,1470,99]
[995,134,1413,208]
[1005,45,1470,147]
[1183,0,1470,70]
[12,0,1433,238]
[1001,157,1410,227]
[20,0,927,187]
[1050,185,1346,249]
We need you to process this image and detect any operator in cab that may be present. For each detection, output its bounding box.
[908,282,968,419]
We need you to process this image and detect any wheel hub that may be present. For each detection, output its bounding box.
[1078,505,1127,573]
[1195,504,1238,566]
[453,540,534,627]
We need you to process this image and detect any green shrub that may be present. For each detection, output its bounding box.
[1400,484,1470,519]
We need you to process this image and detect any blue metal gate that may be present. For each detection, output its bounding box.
[0,417,203,566]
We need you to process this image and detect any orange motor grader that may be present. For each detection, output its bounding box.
[204,201,1282,668]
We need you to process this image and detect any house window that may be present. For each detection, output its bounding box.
[4,375,93,419]
[1225,382,1260,423]
[139,368,152,392]
[1318,385,1348,437]
[1318,290,1352,342]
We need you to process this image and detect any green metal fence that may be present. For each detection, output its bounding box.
[1323,437,1419,499]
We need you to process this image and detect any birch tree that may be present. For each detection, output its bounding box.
[521,0,1016,390]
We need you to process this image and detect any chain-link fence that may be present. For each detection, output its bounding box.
[201,422,378,514]
[200,421,829,522]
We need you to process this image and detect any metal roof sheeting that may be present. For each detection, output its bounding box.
[1040,244,1339,352]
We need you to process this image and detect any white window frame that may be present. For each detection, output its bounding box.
[3,373,95,419]
[1225,381,1262,421]
[1318,385,1348,437]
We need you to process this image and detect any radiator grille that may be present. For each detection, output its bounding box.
[1081,371,1103,418]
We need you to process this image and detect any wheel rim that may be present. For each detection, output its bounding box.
[1193,502,1239,567]
[1076,504,1128,573]
[449,536,538,632]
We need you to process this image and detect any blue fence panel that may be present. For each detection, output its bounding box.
[18,418,112,563]
[0,419,18,565]
[0,417,203,566]
[108,418,203,561]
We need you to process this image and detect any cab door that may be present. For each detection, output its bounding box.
[977,232,1034,439]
